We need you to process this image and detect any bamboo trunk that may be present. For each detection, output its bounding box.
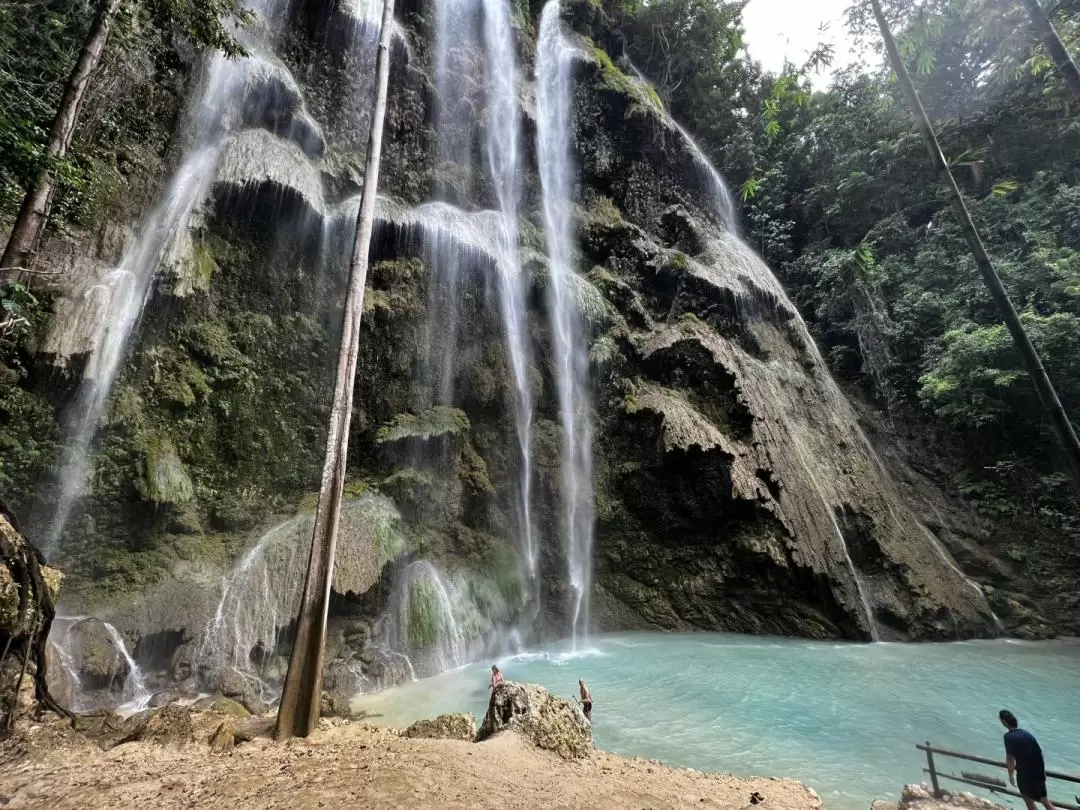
[1020,0,1080,103]
[1,0,123,280]
[275,0,397,741]
[868,0,1080,492]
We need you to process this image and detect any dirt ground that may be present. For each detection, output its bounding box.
[0,716,824,809]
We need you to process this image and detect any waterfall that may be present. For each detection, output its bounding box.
[621,63,886,638]
[536,1,595,647]
[481,0,538,579]
[42,148,219,555]
[38,1,289,556]
[389,560,466,673]
[198,513,310,684]
[102,622,152,708]
[48,616,151,712]
[430,0,537,577]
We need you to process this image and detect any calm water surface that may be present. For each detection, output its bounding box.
[351,632,1080,810]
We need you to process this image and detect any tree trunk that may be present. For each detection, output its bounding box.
[1020,0,1080,103]
[868,0,1080,492]
[275,0,397,742]
[0,0,123,280]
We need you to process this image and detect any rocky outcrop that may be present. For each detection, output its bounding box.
[74,704,196,750]
[874,784,1008,810]
[57,618,130,691]
[477,681,592,760]
[403,713,476,741]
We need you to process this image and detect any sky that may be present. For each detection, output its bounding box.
[740,0,868,86]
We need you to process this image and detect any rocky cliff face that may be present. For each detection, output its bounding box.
[0,0,1046,709]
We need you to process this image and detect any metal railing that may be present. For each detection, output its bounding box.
[919,742,1080,809]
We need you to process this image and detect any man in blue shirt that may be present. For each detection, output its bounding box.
[1000,709,1057,810]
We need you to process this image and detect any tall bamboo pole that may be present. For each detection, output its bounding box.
[868,0,1080,491]
[275,0,397,741]
[1019,0,1080,103]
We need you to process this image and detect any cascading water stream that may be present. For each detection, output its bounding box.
[42,148,220,556]
[198,513,309,684]
[49,616,152,711]
[39,1,285,556]
[102,622,152,707]
[389,560,466,673]
[480,0,538,579]
[430,0,537,578]
[536,1,595,647]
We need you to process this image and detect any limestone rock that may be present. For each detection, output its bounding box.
[893,783,1007,810]
[59,618,129,691]
[403,713,476,741]
[209,667,265,714]
[142,704,196,746]
[234,715,276,743]
[192,694,251,719]
[208,719,236,753]
[476,681,591,759]
[320,691,351,718]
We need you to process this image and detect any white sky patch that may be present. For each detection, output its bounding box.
[741,0,871,86]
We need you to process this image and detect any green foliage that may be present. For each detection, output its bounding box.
[0,283,39,347]
[662,250,688,272]
[371,508,407,566]
[137,434,195,504]
[376,406,470,444]
[0,0,249,226]
[593,194,623,225]
[586,40,660,115]
[920,313,1080,433]
[408,578,448,648]
[616,0,749,150]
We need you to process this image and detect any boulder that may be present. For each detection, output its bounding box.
[192,694,251,719]
[78,704,194,750]
[893,783,1007,810]
[476,681,591,759]
[64,618,129,691]
[44,642,77,710]
[208,666,265,714]
[320,691,350,718]
[208,719,236,753]
[403,713,476,741]
[142,704,196,746]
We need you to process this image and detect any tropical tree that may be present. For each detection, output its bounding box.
[0,0,249,280]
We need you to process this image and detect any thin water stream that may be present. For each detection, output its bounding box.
[536,0,595,647]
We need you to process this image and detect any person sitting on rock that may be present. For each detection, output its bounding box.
[578,679,592,722]
[490,664,503,690]
[1000,709,1057,810]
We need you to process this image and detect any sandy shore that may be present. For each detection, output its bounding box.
[0,716,823,809]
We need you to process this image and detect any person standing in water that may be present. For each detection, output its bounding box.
[490,664,504,690]
[578,679,592,722]
[1000,709,1057,810]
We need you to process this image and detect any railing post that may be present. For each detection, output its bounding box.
[925,741,941,797]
